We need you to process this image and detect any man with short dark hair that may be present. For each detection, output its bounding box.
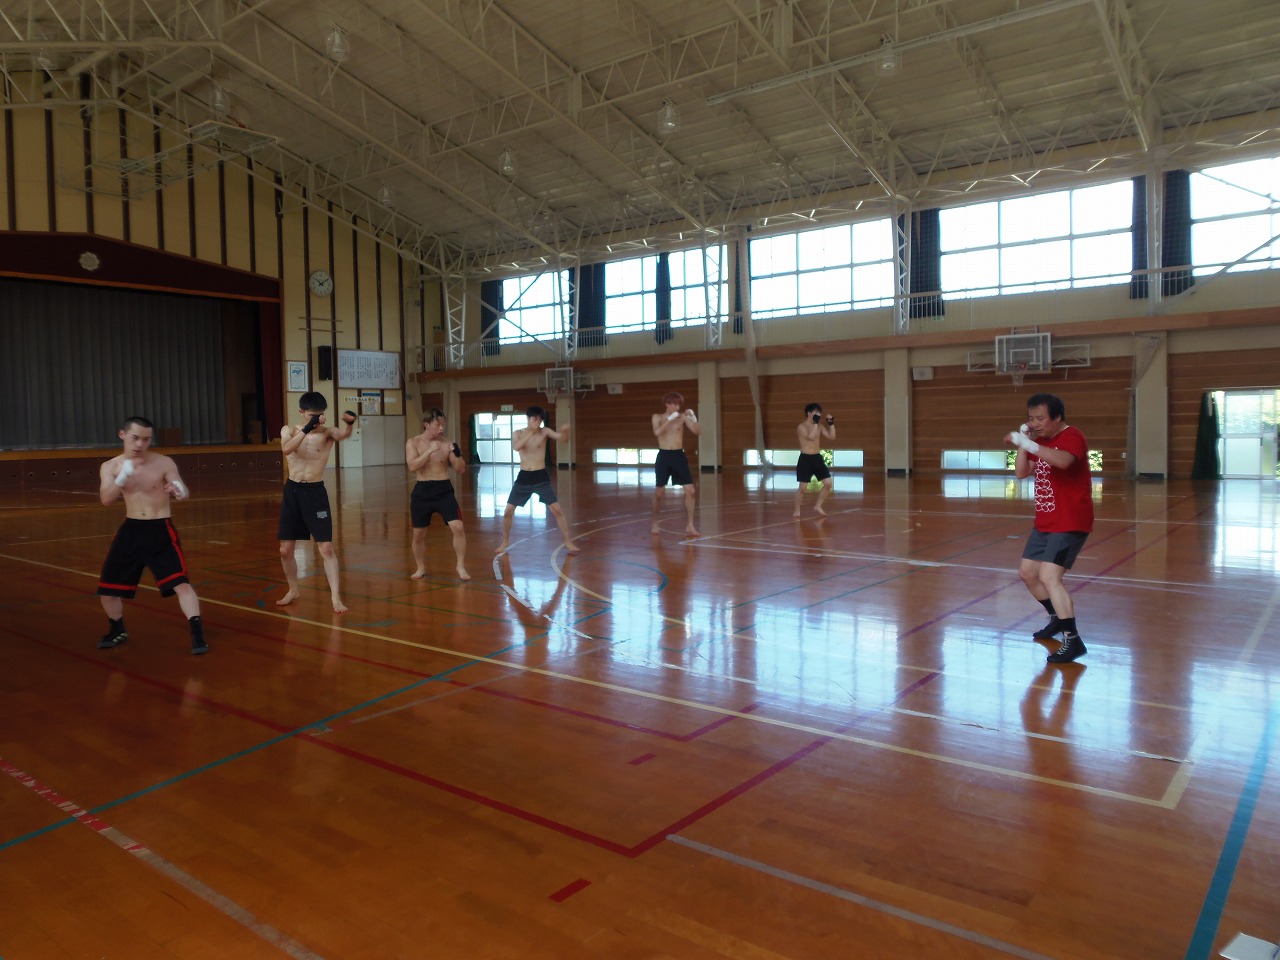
[494,406,578,556]
[651,390,701,536]
[795,402,836,518]
[277,391,356,613]
[1006,392,1093,663]
[406,408,470,581]
[96,416,207,655]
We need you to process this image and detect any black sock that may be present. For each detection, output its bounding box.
[1039,599,1057,618]
[108,617,125,634]
[1060,617,1078,637]
[189,616,204,641]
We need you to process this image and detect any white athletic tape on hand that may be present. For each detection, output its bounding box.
[667,411,680,421]
[171,479,188,499]
[1019,423,1030,435]
[115,458,134,486]
[686,410,697,422]
[1010,431,1041,455]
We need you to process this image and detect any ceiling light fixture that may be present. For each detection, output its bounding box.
[377,183,395,207]
[499,147,516,178]
[875,35,901,77]
[325,26,349,63]
[211,83,230,116]
[658,100,679,134]
[34,50,56,72]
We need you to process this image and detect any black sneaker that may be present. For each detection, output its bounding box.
[97,629,128,650]
[1033,616,1064,640]
[191,637,209,656]
[1047,634,1087,664]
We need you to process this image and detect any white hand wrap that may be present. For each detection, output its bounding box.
[685,409,697,422]
[1010,431,1041,455]
[1019,423,1031,436]
[667,411,680,421]
[114,458,135,487]
[171,479,188,500]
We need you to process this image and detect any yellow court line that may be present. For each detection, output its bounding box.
[0,549,1185,809]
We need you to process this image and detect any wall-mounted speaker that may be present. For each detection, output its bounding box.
[606,383,623,395]
[317,345,333,381]
[911,366,934,381]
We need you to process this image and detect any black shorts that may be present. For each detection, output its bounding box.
[507,469,558,507]
[278,480,334,542]
[796,453,831,484]
[97,518,190,599]
[655,449,694,487]
[411,479,461,527]
[1022,529,1089,569]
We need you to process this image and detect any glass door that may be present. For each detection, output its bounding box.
[1217,390,1279,479]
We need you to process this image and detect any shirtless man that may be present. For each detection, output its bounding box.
[651,391,701,536]
[96,416,207,655]
[405,408,470,581]
[795,403,836,517]
[276,391,356,613]
[494,406,579,556]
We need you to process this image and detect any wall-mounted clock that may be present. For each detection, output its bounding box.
[308,269,333,296]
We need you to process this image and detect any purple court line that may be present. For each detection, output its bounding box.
[4,622,941,860]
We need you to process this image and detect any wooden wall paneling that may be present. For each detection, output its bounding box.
[252,166,280,279]
[222,159,253,273]
[158,128,190,256]
[571,379,698,461]
[1168,347,1280,479]
[720,369,885,471]
[86,108,124,239]
[49,104,88,233]
[912,357,1131,475]
[191,157,221,265]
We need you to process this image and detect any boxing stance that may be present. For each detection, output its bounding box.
[277,391,356,613]
[96,416,206,655]
[651,391,701,536]
[406,408,470,581]
[495,406,578,556]
[795,403,836,517]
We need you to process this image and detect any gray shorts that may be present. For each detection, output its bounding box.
[1022,529,1089,569]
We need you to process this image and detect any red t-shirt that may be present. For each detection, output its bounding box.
[1030,425,1094,533]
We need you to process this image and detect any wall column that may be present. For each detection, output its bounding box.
[697,360,721,472]
[883,348,912,474]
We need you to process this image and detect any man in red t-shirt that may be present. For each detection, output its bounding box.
[1006,393,1093,663]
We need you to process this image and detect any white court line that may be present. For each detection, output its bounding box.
[0,549,1192,808]
[667,835,1060,960]
[1159,581,1280,808]
[2,759,326,960]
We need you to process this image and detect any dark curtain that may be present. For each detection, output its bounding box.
[0,278,226,448]
[1190,392,1221,480]
[1131,171,1195,299]
[898,208,945,318]
[480,279,502,356]
[572,263,607,347]
[655,253,673,344]
[257,301,283,441]
[732,235,747,335]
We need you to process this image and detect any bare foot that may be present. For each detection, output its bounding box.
[564,542,581,555]
[650,524,660,535]
[494,541,509,557]
[331,596,348,614]
[276,590,299,607]
[815,504,827,516]
[457,566,472,581]
[685,526,699,537]
[792,509,801,518]
[410,569,426,580]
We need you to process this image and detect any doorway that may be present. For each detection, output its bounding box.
[1216,389,1279,478]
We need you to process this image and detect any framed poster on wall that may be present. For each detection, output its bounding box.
[286,361,308,392]
[337,349,400,389]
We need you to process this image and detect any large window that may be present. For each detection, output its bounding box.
[604,256,658,333]
[749,220,894,319]
[670,246,729,323]
[1191,157,1280,276]
[499,271,569,344]
[940,180,1133,298]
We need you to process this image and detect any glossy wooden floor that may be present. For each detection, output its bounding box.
[2,465,1277,960]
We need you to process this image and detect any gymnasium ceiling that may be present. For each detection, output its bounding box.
[3,0,1280,279]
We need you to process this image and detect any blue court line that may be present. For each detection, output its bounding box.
[0,645,526,854]
[1183,699,1277,960]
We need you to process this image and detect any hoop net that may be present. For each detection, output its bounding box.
[1010,361,1028,389]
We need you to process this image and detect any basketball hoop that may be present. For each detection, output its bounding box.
[1010,361,1028,389]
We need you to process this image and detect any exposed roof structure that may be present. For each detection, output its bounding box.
[3,0,1279,279]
